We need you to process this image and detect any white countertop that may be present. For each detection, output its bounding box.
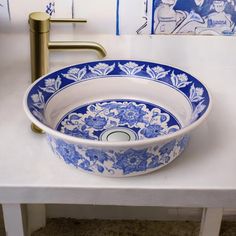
[0,33,236,207]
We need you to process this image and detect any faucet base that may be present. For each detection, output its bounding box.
[31,123,44,134]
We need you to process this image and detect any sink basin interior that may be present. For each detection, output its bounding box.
[44,77,192,142]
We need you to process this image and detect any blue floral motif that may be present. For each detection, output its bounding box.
[62,67,87,82]
[28,60,209,135]
[85,116,107,130]
[159,155,171,164]
[78,160,92,172]
[31,91,45,109]
[191,100,206,122]
[146,65,170,80]
[118,62,144,75]
[159,141,175,165]
[177,136,190,151]
[167,126,180,134]
[60,113,93,139]
[148,156,161,169]
[55,139,82,166]
[140,124,164,138]
[63,127,92,140]
[159,140,176,155]
[113,149,149,175]
[40,76,61,93]
[47,135,190,176]
[170,71,192,88]
[97,165,105,173]
[57,100,181,140]
[189,84,204,102]
[115,103,147,127]
[85,149,109,164]
[45,2,55,16]
[88,63,115,76]
[32,108,44,122]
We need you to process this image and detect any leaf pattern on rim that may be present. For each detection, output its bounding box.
[146,65,170,79]
[31,91,45,109]
[189,84,204,102]
[62,67,87,81]
[170,71,192,88]
[118,62,145,75]
[191,100,206,122]
[40,76,62,93]
[88,63,115,76]
[32,108,44,122]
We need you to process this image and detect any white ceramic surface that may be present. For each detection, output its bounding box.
[24,60,211,177]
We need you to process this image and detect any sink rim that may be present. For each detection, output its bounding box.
[23,59,212,148]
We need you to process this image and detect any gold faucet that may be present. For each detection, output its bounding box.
[29,12,107,133]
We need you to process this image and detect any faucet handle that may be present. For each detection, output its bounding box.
[29,12,87,33]
[50,18,87,23]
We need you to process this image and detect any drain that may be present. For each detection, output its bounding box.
[107,131,131,142]
[100,127,138,142]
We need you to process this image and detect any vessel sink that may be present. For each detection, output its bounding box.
[24,60,211,177]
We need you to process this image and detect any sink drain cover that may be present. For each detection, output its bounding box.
[100,127,138,142]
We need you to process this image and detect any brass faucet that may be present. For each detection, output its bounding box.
[29,12,107,133]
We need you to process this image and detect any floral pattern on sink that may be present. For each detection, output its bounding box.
[26,60,211,177]
[56,100,181,141]
[47,134,190,176]
[28,60,209,126]
[28,60,209,129]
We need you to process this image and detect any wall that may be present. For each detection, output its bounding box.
[1,0,236,36]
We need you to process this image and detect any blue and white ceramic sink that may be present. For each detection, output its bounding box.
[24,60,211,177]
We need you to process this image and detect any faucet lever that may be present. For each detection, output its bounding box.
[50,18,87,23]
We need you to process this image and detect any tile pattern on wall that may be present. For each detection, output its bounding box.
[0,0,10,22]
[116,0,152,35]
[152,0,236,35]
[8,0,73,23]
[45,1,55,16]
[2,0,236,35]
[116,0,236,35]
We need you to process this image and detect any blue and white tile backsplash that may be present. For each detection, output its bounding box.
[0,0,10,22]
[117,0,151,35]
[6,0,73,23]
[2,0,236,35]
[151,0,236,35]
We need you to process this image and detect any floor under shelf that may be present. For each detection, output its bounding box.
[30,218,236,236]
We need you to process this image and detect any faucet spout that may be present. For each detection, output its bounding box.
[48,41,107,58]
